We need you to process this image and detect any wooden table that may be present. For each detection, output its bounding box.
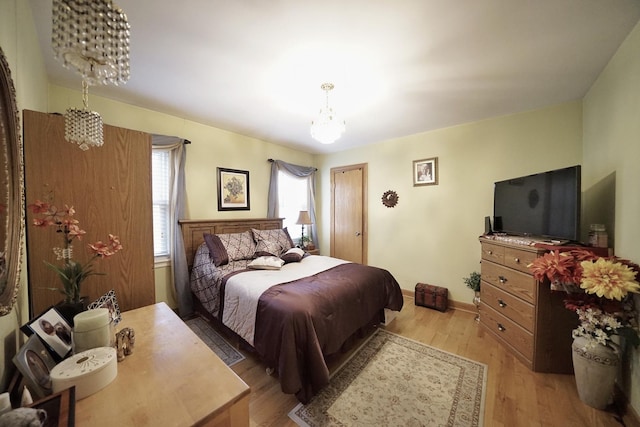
[75,302,250,426]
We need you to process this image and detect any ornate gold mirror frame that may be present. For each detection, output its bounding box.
[0,46,25,316]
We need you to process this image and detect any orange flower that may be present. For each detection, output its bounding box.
[528,249,600,284]
[580,258,640,301]
[528,250,576,283]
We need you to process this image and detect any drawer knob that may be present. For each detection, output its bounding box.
[488,250,493,255]
[497,323,506,332]
[514,257,520,263]
[498,275,507,283]
[498,299,507,308]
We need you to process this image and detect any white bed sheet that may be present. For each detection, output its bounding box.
[222,255,348,346]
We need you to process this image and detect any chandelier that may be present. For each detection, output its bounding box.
[310,83,345,144]
[64,80,103,151]
[52,0,131,150]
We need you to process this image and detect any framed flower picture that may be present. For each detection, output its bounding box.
[413,157,438,186]
[217,167,250,211]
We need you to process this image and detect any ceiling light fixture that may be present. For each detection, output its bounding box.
[52,0,130,150]
[64,80,104,151]
[310,83,345,144]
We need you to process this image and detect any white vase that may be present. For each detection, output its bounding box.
[571,336,619,409]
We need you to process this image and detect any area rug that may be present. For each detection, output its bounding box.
[185,316,245,366]
[289,329,487,427]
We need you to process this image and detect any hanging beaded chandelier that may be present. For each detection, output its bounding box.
[52,0,130,150]
[310,83,346,144]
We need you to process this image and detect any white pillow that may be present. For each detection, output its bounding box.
[247,256,285,270]
[281,247,305,264]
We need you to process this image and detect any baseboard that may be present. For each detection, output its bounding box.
[614,385,640,427]
[401,289,477,314]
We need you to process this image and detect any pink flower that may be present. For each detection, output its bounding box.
[89,235,123,258]
[28,199,123,303]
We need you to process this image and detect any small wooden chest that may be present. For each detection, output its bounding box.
[415,283,448,312]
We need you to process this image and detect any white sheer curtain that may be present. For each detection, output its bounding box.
[267,159,318,246]
[152,135,192,317]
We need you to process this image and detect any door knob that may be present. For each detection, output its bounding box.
[355,231,361,236]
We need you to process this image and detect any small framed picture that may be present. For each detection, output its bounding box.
[217,167,250,211]
[88,289,122,326]
[413,157,438,186]
[22,306,72,360]
[12,335,57,399]
[28,386,76,427]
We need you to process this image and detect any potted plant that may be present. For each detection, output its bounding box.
[27,200,123,322]
[300,236,316,251]
[528,249,640,409]
[464,271,481,292]
[464,272,481,321]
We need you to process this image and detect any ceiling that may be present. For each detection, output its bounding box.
[29,0,640,154]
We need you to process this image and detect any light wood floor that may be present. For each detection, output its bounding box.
[229,296,630,427]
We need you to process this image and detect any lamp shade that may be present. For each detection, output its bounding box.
[296,210,312,225]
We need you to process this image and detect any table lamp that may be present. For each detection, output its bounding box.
[296,210,313,248]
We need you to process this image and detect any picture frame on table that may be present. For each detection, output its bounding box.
[88,289,122,326]
[413,157,438,186]
[21,306,72,360]
[28,386,76,427]
[12,335,57,399]
[217,167,250,211]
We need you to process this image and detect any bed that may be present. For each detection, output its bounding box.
[180,218,404,403]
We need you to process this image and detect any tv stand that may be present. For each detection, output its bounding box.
[478,236,577,373]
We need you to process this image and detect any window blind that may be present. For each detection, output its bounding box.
[152,150,170,257]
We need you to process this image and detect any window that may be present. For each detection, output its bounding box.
[152,149,171,258]
[278,171,309,244]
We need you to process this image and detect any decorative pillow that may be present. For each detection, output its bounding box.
[203,231,256,266]
[252,228,294,257]
[247,256,285,270]
[203,233,228,266]
[281,247,305,264]
[254,239,283,257]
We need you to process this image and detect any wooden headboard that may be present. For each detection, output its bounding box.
[179,218,284,269]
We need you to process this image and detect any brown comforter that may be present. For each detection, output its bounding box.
[250,262,404,403]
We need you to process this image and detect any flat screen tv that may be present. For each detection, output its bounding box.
[493,165,581,242]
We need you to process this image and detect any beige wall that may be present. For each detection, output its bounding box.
[583,19,640,415]
[317,101,583,302]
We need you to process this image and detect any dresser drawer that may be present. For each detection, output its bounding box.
[503,247,538,274]
[481,261,536,304]
[480,303,534,361]
[481,282,535,332]
[481,242,504,264]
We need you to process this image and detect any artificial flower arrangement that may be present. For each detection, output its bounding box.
[528,249,640,352]
[28,200,123,304]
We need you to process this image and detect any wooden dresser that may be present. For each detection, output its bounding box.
[478,237,577,373]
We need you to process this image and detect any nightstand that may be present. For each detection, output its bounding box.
[306,248,320,255]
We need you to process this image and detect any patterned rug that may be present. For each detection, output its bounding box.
[185,316,245,366]
[289,329,487,427]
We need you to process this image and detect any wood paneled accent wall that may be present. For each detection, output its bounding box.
[23,110,155,316]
